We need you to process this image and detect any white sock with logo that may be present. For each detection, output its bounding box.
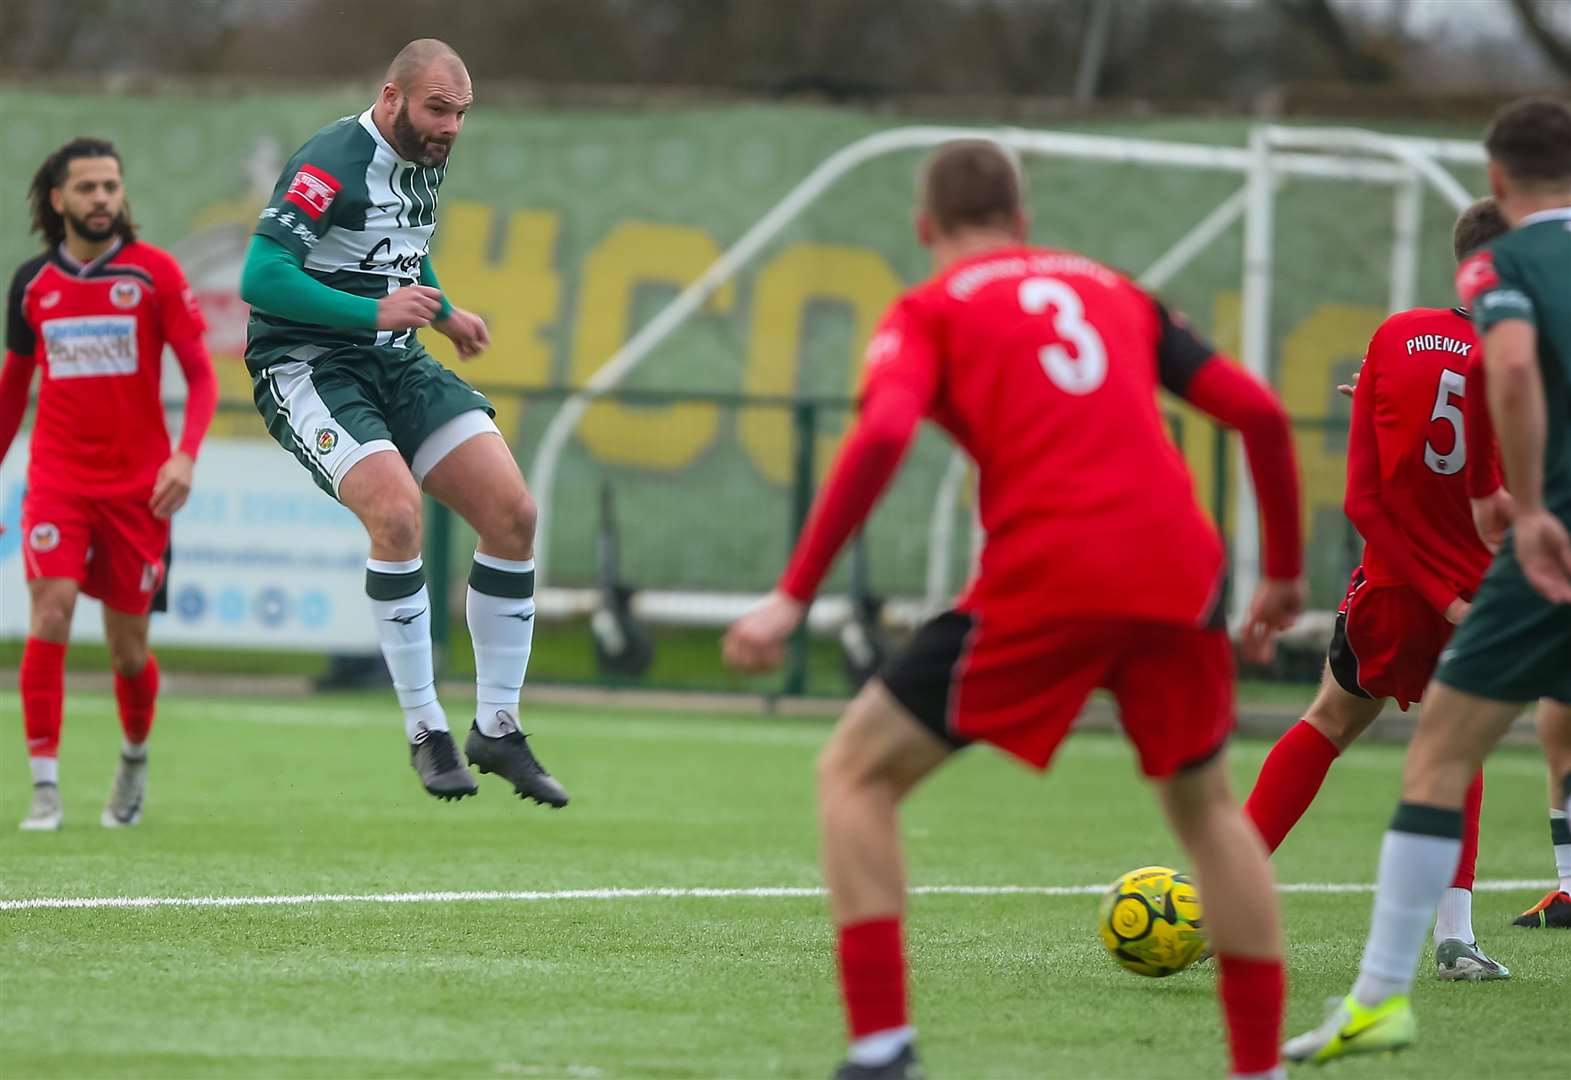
[366,557,447,741]
[466,553,535,738]
[1353,809,1461,1007]
[1432,887,1474,945]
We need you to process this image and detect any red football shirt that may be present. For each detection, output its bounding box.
[835,246,1235,627]
[1345,306,1492,612]
[4,239,207,498]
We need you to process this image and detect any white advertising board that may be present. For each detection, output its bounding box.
[0,440,377,653]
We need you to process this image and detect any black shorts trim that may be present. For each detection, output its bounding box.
[151,542,172,614]
[1173,735,1229,774]
[878,610,974,751]
[1327,573,1372,700]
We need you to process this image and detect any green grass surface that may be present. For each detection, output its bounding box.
[0,631,1319,711]
[0,691,1558,1078]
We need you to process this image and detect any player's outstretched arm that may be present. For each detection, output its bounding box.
[1180,358,1302,577]
[240,235,440,332]
[722,381,924,673]
[1179,357,1306,660]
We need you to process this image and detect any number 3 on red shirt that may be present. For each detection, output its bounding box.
[1424,368,1467,476]
[1019,277,1108,395]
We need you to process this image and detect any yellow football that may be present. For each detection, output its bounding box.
[1097,865,1208,977]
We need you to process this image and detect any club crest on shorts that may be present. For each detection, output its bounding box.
[140,562,161,593]
[28,523,60,552]
[110,280,142,309]
[315,427,338,454]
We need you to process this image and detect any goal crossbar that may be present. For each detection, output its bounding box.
[529,122,1484,634]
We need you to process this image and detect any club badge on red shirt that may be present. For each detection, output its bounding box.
[110,280,141,309]
[1454,250,1498,307]
[283,164,341,220]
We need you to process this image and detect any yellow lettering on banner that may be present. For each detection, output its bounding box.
[425,204,561,442]
[1277,303,1384,537]
[740,243,902,485]
[569,222,734,469]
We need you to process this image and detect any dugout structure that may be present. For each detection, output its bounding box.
[524,122,1485,648]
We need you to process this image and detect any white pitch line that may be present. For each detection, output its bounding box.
[0,879,1552,913]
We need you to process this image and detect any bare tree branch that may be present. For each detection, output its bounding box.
[1508,0,1571,77]
[1271,0,1393,83]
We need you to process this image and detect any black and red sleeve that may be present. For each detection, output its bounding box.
[5,255,46,358]
[1151,300,1216,397]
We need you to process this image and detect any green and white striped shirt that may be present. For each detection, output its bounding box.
[246,107,446,372]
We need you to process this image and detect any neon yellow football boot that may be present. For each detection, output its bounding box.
[1282,993,1415,1064]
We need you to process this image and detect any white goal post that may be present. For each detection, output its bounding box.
[529,123,1484,633]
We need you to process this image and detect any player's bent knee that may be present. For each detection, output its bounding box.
[815,731,859,799]
[1536,701,1571,771]
[108,641,150,676]
[366,496,423,557]
[29,606,72,641]
[1303,679,1380,751]
[491,489,537,553]
[1157,756,1231,826]
[517,489,538,544]
[817,682,946,801]
[28,585,76,641]
[1307,703,1376,751]
[816,693,887,794]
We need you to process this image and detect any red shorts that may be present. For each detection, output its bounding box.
[880,611,1235,778]
[1327,569,1454,711]
[20,488,169,615]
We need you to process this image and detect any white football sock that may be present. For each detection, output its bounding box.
[1555,808,1571,894]
[30,756,58,785]
[1432,886,1474,945]
[848,1026,915,1067]
[366,558,447,741]
[467,553,535,738]
[1353,809,1461,1006]
[122,738,147,761]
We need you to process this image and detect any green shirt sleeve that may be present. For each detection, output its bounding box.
[240,235,379,330]
[255,157,345,261]
[420,255,454,320]
[1471,246,1536,335]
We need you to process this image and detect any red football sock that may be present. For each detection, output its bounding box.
[837,917,908,1039]
[20,637,66,761]
[1450,770,1484,891]
[1217,953,1284,1076]
[114,653,160,746]
[1243,720,1341,852]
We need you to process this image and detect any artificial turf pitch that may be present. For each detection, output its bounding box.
[0,691,1563,1078]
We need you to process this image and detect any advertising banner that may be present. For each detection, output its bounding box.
[0,442,376,652]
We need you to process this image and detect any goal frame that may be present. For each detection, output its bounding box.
[527,122,1485,633]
